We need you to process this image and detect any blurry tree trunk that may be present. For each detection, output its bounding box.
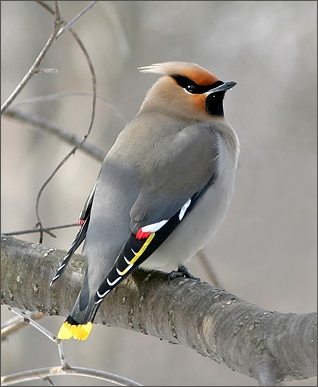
[1,235,316,386]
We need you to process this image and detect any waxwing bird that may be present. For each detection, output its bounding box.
[51,61,240,340]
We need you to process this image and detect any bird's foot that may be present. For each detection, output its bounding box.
[167,264,200,283]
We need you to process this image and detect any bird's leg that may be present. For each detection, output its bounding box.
[167,264,201,283]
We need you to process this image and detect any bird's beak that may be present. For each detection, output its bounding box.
[207,80,237,95]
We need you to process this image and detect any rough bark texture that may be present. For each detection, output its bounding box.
[1,235,317,384]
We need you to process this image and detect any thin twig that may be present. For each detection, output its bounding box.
[56,1,99,39]
[43,377,56,386]
[6,92,127,123]
[195,250,223,288]
[2,308,142,386]
[1,311,45,340]
[0,3,62,115]
[57,341,68,368]
[3,108,106,162]
[34,2,97,243]
[9,308,58,343]
[2,223,79,237]
[101,1,130,57]
[1,365,143,386]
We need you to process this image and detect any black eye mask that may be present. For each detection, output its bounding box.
[171,75,223,94]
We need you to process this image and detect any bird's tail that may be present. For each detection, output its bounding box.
[57,228,167,340]
[57,294,100,340]
[57,267,103,341]
[57,316,94,340]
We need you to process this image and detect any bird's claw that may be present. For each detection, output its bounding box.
[167,264,200,284]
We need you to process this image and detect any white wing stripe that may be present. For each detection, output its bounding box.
[179,199,191,220]
[117,265,133,275]
[141,219,168,233]
[107,276,121,287]
[124,256,130,265]
[96,289,111,300]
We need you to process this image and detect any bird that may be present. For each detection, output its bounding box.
[50,61,240,340]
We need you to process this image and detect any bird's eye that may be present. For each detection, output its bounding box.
[185,84,196,94]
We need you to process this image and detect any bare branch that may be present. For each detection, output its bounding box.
[252,359,278,386]
[56,1,99,39]
[7,92,127,123]
[8,308,57,343]
[1,311,45,341]
[1,235,316,384]
[101,1,130,57]
[1,2,62,115]
[195,249,223,288]
[2,223,78,237]
[1,365,143,386]
[1,306,142,386]
[32,2,98,243]
[3,108,106,162]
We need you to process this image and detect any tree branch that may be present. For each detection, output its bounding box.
[1,235,316,385]
[0,2,62,115]
[1,365,142,386]
[3,108,106,162]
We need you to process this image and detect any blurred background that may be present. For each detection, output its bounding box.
[1,1,316,385]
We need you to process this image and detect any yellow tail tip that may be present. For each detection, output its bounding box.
[57,321,93,340]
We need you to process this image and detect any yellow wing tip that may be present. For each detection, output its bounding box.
[57,321,93,340]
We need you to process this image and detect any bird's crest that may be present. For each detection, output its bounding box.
[139,61,219,86]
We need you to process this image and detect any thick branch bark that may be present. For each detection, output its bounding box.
[1,235,316,385]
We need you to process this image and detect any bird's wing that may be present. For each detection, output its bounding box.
[129,121,220,230]
[93,123,220,303]
[50,183,96,286]
[93,173,217,305]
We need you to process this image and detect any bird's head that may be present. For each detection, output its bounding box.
[138,61,236,121]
